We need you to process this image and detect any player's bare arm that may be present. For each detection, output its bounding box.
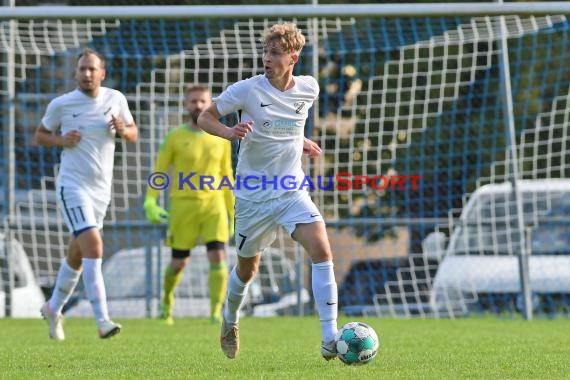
[35,125,81,148]
[109,115,138,142]
[198,103,253,141]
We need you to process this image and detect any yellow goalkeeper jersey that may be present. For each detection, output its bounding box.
[147,125,234,205]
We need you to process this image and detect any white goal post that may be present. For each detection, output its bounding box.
[3,3,570,19]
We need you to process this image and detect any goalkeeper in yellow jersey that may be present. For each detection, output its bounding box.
[144,84,234,325]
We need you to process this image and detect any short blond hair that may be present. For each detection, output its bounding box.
[261,23,305,54]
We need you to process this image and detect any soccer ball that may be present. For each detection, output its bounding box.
[335,322,379,365]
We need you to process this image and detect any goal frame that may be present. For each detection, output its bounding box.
[2,2,570,319]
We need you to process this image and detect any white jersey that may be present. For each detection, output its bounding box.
[214,74,319,201]
[41,87,134,202]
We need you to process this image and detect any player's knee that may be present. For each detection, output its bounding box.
[308,247,333,264]
[206,241,226,263]
[171,261,187,272]
[170,251,190,272]
[208,252,225,264]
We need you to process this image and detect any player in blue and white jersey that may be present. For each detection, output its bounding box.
[198,23,338,360]
[35,48,138,340]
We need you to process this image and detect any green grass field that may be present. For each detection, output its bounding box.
[1,316,569,379]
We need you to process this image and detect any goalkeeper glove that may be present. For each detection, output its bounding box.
[143,195,169,224]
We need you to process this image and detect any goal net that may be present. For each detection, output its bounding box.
[2,6,570,319]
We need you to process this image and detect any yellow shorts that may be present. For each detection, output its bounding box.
[167,196,229,250]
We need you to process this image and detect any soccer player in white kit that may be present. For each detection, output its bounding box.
[198,23,338,360]
[35,48,138,340]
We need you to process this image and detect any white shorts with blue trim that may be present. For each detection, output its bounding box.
[234,190,324,258]
[56,185,108,235]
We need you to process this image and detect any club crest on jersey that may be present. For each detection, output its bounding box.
[294,101,306,114]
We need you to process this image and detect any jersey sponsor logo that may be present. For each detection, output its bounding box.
[261,119,300,136]
[262,120,298,128]
[260,102,273,107]
[72,113,81,117]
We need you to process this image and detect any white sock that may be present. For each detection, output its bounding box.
[312,261,338,342]
[223,266,249,325]
[49,259,82,314]
[82,258,110,326]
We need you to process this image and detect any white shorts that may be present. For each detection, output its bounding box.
[234,191,324,258]
[56,185,108,236]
